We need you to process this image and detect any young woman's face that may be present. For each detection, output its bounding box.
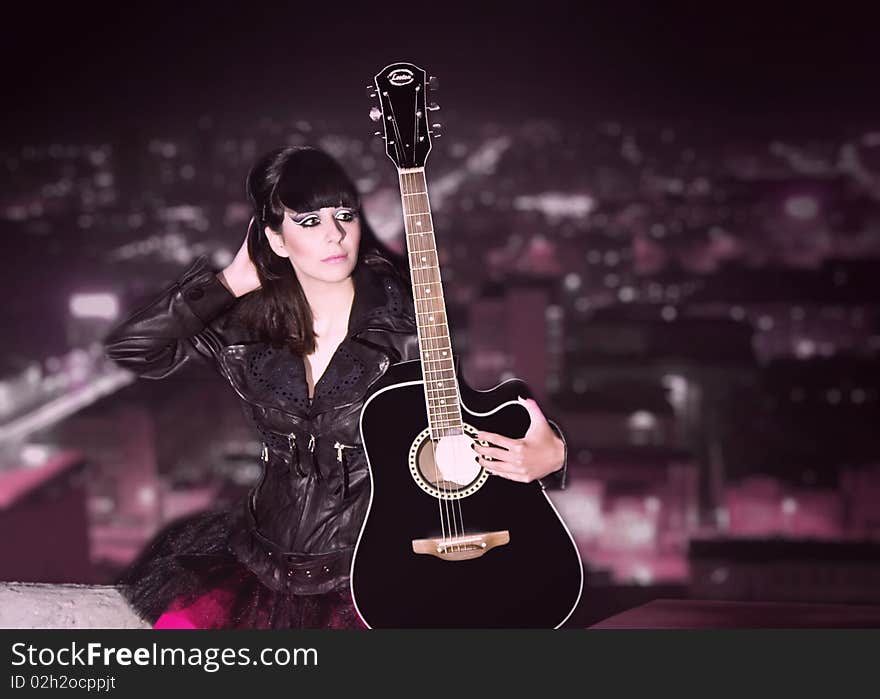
[266,205,361,283]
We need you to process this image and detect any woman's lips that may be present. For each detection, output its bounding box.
[322,253,348,263]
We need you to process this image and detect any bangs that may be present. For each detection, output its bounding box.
[273,149,360,214]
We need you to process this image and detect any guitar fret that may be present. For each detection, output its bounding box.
[429,413,461,421]
[428,404,461,412]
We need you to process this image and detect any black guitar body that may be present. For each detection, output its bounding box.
[350,358,583,628]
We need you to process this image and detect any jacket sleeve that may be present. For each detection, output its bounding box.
[538,416,568,491]
[103,254,238,379]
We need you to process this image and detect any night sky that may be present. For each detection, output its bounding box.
[4,2,878,142]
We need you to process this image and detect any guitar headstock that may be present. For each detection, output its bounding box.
[371,62,436,169]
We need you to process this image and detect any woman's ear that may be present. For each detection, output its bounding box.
[265,226,290,258]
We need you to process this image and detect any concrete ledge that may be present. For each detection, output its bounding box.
[0,583,151,629]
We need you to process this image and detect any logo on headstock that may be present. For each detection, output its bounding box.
[388,69,414,86]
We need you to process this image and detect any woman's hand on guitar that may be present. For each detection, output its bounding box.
[472,397,565,483]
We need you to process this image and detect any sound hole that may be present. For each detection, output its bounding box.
[409,426,488,500]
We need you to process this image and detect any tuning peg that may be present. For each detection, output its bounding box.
[428,75,440,91]
[366,84,377,99]
[427,102,440,111]
[431,123,442,130]
[373,131,384,138]
[369,106,382,122]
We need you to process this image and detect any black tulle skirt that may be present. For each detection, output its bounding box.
[114,507,366,630]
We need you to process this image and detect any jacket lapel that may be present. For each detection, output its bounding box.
[217,262,416,419]
[219,341,311,419]
[309,262,416,415]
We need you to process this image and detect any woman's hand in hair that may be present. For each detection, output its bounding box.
[218,228,261,298]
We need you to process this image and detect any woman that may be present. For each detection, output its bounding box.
[104,146,568,629]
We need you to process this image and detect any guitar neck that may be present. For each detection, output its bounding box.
[398,167,463,439]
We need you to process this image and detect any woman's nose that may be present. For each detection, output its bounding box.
[330,218,347,241]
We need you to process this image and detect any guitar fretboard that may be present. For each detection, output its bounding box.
[399,167,463,439]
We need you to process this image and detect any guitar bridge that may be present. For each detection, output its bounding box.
[411,530,510,561]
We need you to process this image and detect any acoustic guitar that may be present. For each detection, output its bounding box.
[350,62,583,628]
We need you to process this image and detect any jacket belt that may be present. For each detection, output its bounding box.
[243,494,353,595]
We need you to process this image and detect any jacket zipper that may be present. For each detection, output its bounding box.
[333,442,357,462]
[307,433,321,480]
[287,432,307,477]
[252,442,271,512]
[262,429,360,497]
[333,441,358,499]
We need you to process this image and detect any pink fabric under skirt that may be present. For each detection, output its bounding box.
[153,586,368,630]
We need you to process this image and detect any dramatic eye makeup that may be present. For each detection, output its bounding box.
[289,208,358,227]
[291,213,321,227]
[334,208,357,222]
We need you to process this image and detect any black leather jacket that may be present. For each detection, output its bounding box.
[104,255,567,594]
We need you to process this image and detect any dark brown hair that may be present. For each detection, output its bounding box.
[234,146,407,355]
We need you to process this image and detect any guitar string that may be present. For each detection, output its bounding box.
[417,163,469,553]
[404,167,467,551]
[401,168,450,546]
[386,96,405,168]
[385,95,449,544]
[404,169,456,548]
[413,163,468,551]
[411,167,467,552]
[410,167,464,551]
